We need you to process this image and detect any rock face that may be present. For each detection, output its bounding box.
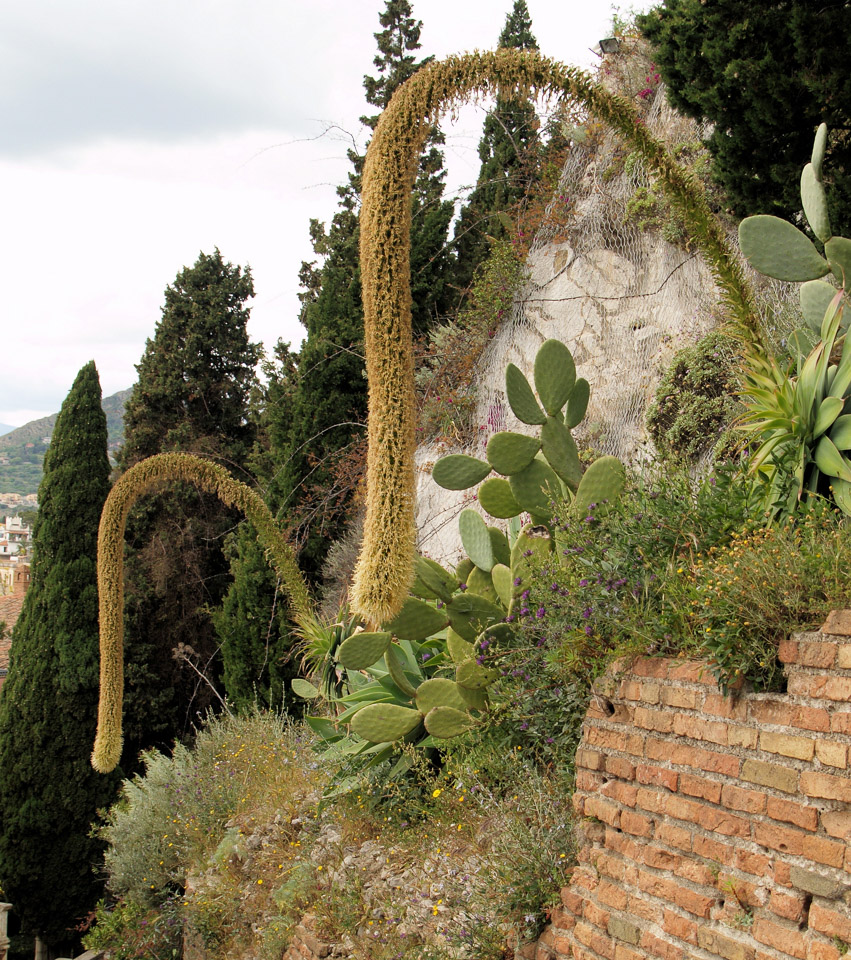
[415,48,724,569]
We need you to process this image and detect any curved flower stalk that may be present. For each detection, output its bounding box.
[351,47,759,627]
[92,452,311,773]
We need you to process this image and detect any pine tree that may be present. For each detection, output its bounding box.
[451,0,540,297]
[0,362,118,955]
[637,0,851,226]
[120,250,261,758]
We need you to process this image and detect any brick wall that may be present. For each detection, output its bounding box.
[528,612,851,960]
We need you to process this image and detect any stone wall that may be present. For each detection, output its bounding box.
[529,613,851,960]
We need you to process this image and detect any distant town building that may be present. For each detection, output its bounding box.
[0,516,32,564]
[0,563,30,687]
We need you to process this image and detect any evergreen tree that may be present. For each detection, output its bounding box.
[120,250,261,758]
[0,362,118,955]
[637,0,851,226]
[451,0,540,296]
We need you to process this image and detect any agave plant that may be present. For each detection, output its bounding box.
[740,292,851,516]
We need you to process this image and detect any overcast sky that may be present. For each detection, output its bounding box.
[0,0,648,427]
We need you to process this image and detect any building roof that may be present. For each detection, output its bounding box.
[0,593,25,674]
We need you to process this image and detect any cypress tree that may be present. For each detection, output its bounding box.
[120,250,261,758]
[637,0,851,226]
[0,361,118,956]
[451,0,540,297]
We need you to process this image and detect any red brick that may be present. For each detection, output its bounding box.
[618,679,643,700]
[614,946,644,960]
[663,793,706,824]
[660,686,700,709]
[800,770,851,803]
[690,803,751,838]
[632,658,672,679]
[585,795,621,827]
[674,858,718,887]
[596,879,628,911]
[749,698,798,726]
[587,725,646,757]
[798,705,832,732]
[596,852,627,883]
[821,609,851,635]
[605,755,636,780]
[809,903,851,941]
[628,894,662,924]
[721,783,766,815]
[788,673,851,700]
[636,869,714,918]
[679,773,723,803]
[753,822,846,867]
[662,909,698,945]
[766,796,819,831]
[640,843,682,872]
[808,940,842,960]
[646,737,740,777]
[656,822,692,852]
[735,849,772,877]
[621,809,654,838]
[673,713,729,745]
[815,740,848,768]
[640,929,686,960]
[574,920,615,960]
[769,889,810,923]
[753,918,808,960]
[601,780,639,808]
[575,748,605,771]
[636,763,679,792]
[576,769,606,793]
[636,786,666,815]
[560,888,585,915]
[831,710,851,734]
[583,900,610,930]
[821,810,851,840]
[668,661,716,685]
[773,861,792,887]
[779,639,800,663]
[703,693,748,719]
[798,641,838,668]
[634,706,676,734]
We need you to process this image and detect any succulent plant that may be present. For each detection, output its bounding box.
[739,124,848,339]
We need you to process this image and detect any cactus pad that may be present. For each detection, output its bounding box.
[509,458,560,517]
[337,631,392,670]
[412,556,458,603]
[488,527,511,567]
[505,363,546,425]
[456,659,497,690]
[415,677,469,714]
[490,563,513,607]
[459,508,495,572]
[826,237,851,287]
[534,339,576,415]
[455,557,475,584]
[812,122,828,179]
[467,565,498,603]
[424,705,474,738]
[447,627,475,664]
[801,163,832,244]
[432,454,492,490]
[350,703,422,743]
[447,592,507,641]
[800,280,840,332]
[291,678,320,699]
[478,477,523,519]
[459,685,488,711]
[739,215,829,282]
[573,456,625,519]
[541,416,583,489]
[383,598,448,642]
[486,431,541,475]
[566,378,590,428]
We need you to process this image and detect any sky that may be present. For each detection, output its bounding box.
[0,0,646,428]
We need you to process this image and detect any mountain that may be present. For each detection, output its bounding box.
[0,388,131,496]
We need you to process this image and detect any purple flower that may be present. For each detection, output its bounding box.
[520,606,530,617]
[458,583,468,591]
[582,607,592,619]
[513,577,522,586]
[579,578,588,587]
[521,589,530,600]
[421,652,432,661]
[479,639,490,649]
[535,607,546,619]
[584,625,593,636]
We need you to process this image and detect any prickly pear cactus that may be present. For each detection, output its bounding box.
[739,123,848,335]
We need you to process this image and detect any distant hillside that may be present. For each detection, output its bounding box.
[0,388,131,495]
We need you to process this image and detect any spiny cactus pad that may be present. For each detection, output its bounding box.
[534,339,576,415]
[486,431,541,475]
[415,677,468,714]
[432,454,492,490]
[337,631,392,671]
[573,455,626,519]
[447,593,507,641]
[541,416,582,489]
[351,703,423,743]
[424,705,474,738]
[478,477,523,518]
[447,627,475,664]
[459,509,495,572]
[384,597,449,642]
[488,527,511,567]
[566,378,590,429]
[738,215,829,282]
[825,237,851,286]
[385,645,419,697]
[412,556,457,603]
[505,363,546,425]
[509,458,560,517]
[801,163,831,243]
[456,659,497,690]
[801,280,839,332]
[467,565,498,603]
[491,562,513,607]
